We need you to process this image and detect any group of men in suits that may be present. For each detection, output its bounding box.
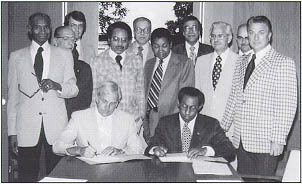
[7,10,297,182]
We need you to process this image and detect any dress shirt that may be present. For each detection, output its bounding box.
[254,44,272,67]
[185,41,199,57]
[211,48,230,70]
[30,41,50,80]
[152,52,171,78]
[239,49,254,56]
[109,48,126,65]
[95,108,113,151]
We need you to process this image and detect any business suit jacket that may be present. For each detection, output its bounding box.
[172,42,213,59]
[7,45,78,147]
[195,50,239,122]
[53,107,145,155]
[65,59,93,119]
[144,52,195,136]
[128,41,154,67]
[221,47,297,153]
[145,113,236,161]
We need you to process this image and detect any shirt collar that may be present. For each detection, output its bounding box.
[254,44,271,61]
[135,41,149,50]
[179,113,198,131]
[158,51,171,64]
[239,49,254,56]
[185,41,199,53]
[213,48,229,66]
[31,40,50,52]
[109,48,126,65]
[95,106,113,120]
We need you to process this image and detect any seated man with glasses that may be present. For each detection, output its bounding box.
[172,16,213,66]
[128,17,154,67]
[53,81,145,157]
[195,21,239,141]
[144,87,235,162]
[53,26,93,120]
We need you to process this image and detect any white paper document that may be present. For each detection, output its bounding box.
[39,177,87,182]
[77,154,151,165]
[192,160,232,175]
[158,153,192,162]
[196,179,241,182]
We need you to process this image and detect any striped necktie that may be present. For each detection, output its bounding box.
[182,121,191,152]
[147,59,163,110]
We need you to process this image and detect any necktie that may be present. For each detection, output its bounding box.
[147,59,163,110]
[137,46,144,59]
[212,56,222,90]
[182,121,191,152]
[243,54,256,90]
[72,43,79,61]
[34,47,44,83]
[115,55,123,71]
[189,46,196,66]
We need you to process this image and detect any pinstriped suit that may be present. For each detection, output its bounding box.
[221,47,297,153]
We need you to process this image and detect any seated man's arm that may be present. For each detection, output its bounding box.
[209,120,236,161]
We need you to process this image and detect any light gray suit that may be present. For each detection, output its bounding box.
[144,52,195,137]
[128,41,154,67]
[7,45,78,147]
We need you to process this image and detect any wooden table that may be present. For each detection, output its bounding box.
[48,156,242,182]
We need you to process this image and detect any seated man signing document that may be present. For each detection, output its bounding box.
[53,81,145,157]
[145,87,235,162]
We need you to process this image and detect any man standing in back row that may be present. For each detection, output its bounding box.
[221,16,297,176]
[172,16,213,66]
[236,23,253,56]
[7,13,78,182]
[128,17,154,67]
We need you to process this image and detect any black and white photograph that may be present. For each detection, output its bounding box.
[1,1,300,182]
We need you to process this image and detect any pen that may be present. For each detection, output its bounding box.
[87,141,98,156]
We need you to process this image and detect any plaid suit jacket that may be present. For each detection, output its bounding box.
[221,47,297,153]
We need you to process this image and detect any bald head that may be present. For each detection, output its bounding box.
[236,24,252,54]
[54,26,75,50]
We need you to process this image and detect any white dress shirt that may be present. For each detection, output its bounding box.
[152,52,171,79]
[239,49,254,56]
[134,41,150,66]
[95,108,113,150]
[185,41,199,57]
[254,44,272,67]
[30,41,50,80]
[109,48,126,65]
[211,48,230,70]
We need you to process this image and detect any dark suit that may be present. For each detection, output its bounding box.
[65,59,93,120]
[145,113,235,161]
[172,42,214,58]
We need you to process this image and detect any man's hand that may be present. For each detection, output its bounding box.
[67,146,96,158]
[270,142,284,156]
[40,79,62,93]
[100,146,125,156]
[153,145,168,157]
[187,147,207,159]
[9,135,18,156]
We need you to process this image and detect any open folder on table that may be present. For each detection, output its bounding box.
[39,177,88,182]
[158,153,228,163]
[192,159,232,175]
[77,154,151,165]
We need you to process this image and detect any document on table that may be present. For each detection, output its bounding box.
[39,177,87,182]
[192,160,232,175]
[77,154,151,165]
[158,153,192,162]
[196,179,241,182]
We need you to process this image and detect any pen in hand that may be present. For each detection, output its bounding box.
[87,141,98,156]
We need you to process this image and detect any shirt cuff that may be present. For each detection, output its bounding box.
[148,146,157,155]
[202,146,215,156]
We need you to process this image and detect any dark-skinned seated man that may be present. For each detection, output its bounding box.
[145,87,235,161]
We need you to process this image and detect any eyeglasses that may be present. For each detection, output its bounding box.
[183,25,199,33]
[209,34,228,40]
[134,27,151,35]
[111,36,129,43]
[56,36,75,42]
[179,103,199,111]
[237,36,249,42]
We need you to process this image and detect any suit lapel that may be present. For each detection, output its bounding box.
[145,58,157,96]
[190,115,206,148]
[245,48,274,91]
[197,42,203,56]
[172,114,182,151]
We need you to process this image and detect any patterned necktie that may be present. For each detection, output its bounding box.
[34,47,44,83]
[147,59,163,110]
[189,46,196,66]
[212,56,222,90]
[115,55,123,71]
[72,43,79,61]
[243,54,256,90]
[137,46,144,59]
[182,121,191,152]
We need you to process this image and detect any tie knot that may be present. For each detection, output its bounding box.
[37,47,44,53]
[138,46,143,52]
[115,55,122,62]
[159,59,164,65]
[190,46,195,52]
[74,43,77,48]
[216,56,222,62]
[251,54,256,60]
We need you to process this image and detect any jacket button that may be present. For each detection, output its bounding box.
[39,112,42,115]
[41,98,44,101]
